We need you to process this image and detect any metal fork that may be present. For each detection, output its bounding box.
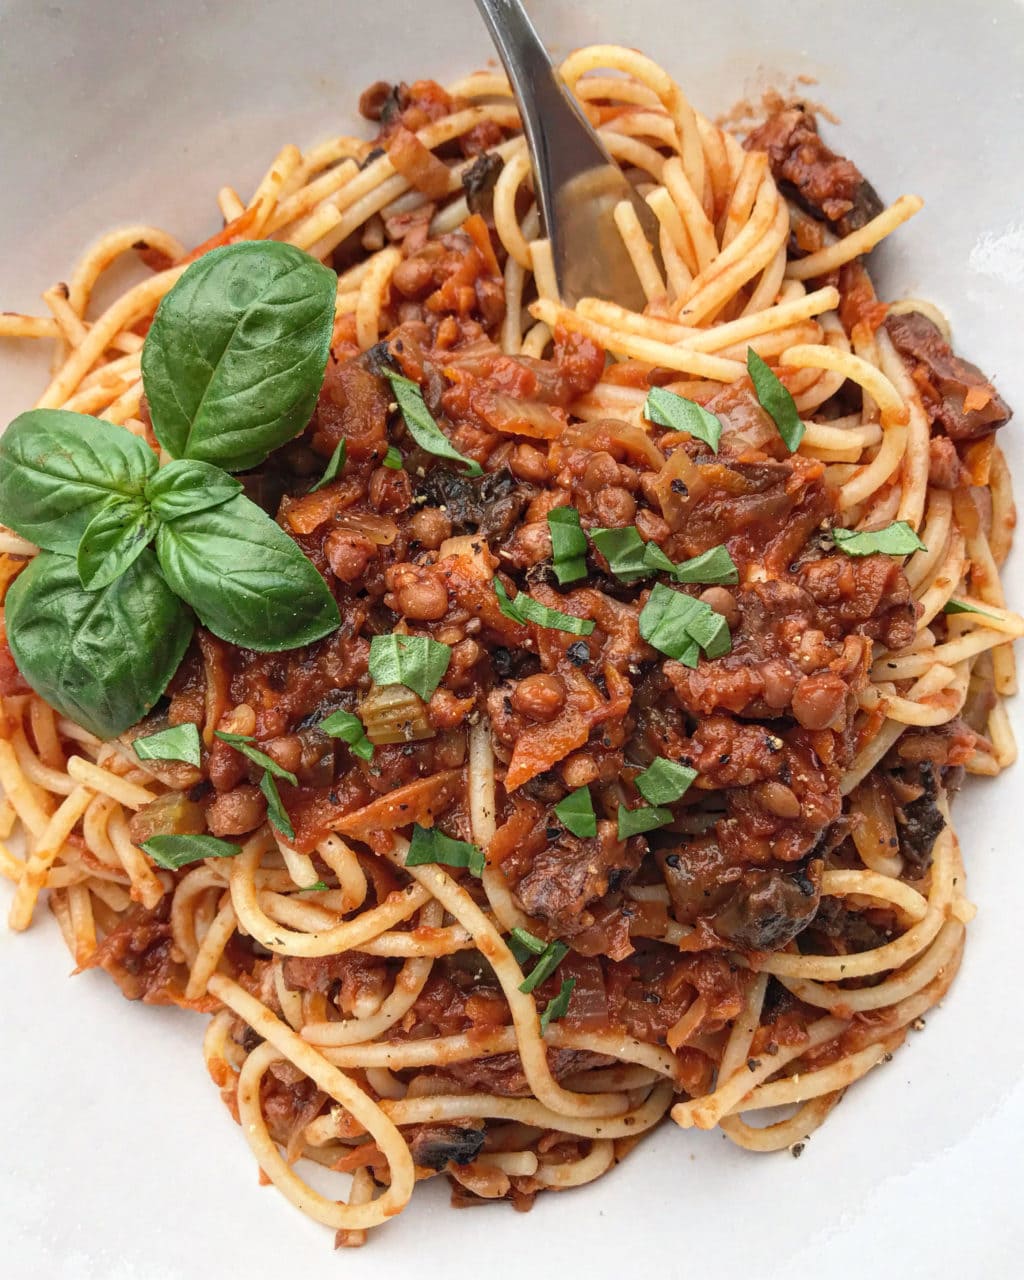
[473,0,662,309]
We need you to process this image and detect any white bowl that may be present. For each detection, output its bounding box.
[2,1,1022,1276]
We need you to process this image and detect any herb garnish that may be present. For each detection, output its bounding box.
[518,939,569,993]
[260,771,295,840]
[319,709,374,760]
[309,440,346,492]
[639,583,731,665]
[540,978,576,1030]
[383,371,482,476]
[547,507,588,585]
[214,731,298,784]
[493,578,595,636]
[831,522,927,557]
[133,723,202,768]
[617,804,673,838]
[643,387,722,453]
[405,823,486,876]
[944,598,999,620]
[591,526,650,583]
[382,445,404,470]
[636,757,697,805]
[554,785,598,838]
[643,542,738,585]
[368,634,452,701]
[747,348,804,452]
[141,833,241,869]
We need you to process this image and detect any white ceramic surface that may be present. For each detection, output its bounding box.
[1,2,1022,1276]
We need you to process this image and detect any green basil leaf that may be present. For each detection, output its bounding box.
[518,939,568,993]
[554,785,598,838]
[214,730,298,784]
[591,526,651,583]
[319,708,374,761]
[5,550,192,740]
[141,833,241,869]
[382,445,403,470]
[831,521,927,557]
[643,387,722,453]
[406,823,485,877]
[260,770,295,839]
[368,634,451,701]
[747,348,804,451]
[76,497,158,590]
[547,507,588,585]
[155,493,340,651]
[145,459,242,521]
[302,880,330,892]
[639,583,731,662]
[617,803,673,838]
[644,541,739,585]
[509,926,548,957]
[133,722,202,768]
[309,440,347,493]
[944,598,999,619]
[540,977,576,1031]
[636,757,697,805]
[141,241,336,470]
[383,371,482,476]
[493,577,595,636]
[0,408,157,553]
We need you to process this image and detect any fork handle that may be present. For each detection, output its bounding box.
[472,0,608,230]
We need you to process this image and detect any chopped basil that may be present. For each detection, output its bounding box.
[554,785,598,838]
[214,730,298,784]
[547,507,588,585]
[617,803,673,839]
[132,722,202,768]
[944,598,999,620]
[591,526,650,583]
[643,386,722,453]
[493,577,595,636]
[508,926,548,964]
[368,633,451,701]
[384,371,482,476]
[747,348,804,452]
[639,582,731,664]
[260,770,295,840]
[320,708,374,761]
[141,833,240,869]
[302,880,330,892]
[382,444,403,470]
[309,439,346,492]
[644,541,738,586]
[636,757,697,806]
[831,521,927,557]
[518,939,569,993]
[406,823,485,876]
[540,977,576,1031]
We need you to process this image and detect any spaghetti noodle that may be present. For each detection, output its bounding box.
[0,47,1018,1246]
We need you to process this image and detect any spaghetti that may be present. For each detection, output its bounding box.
[0,47,1019,1247]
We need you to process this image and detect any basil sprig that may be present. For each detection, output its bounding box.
[0,241,343,740]
[142,241,336,469]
